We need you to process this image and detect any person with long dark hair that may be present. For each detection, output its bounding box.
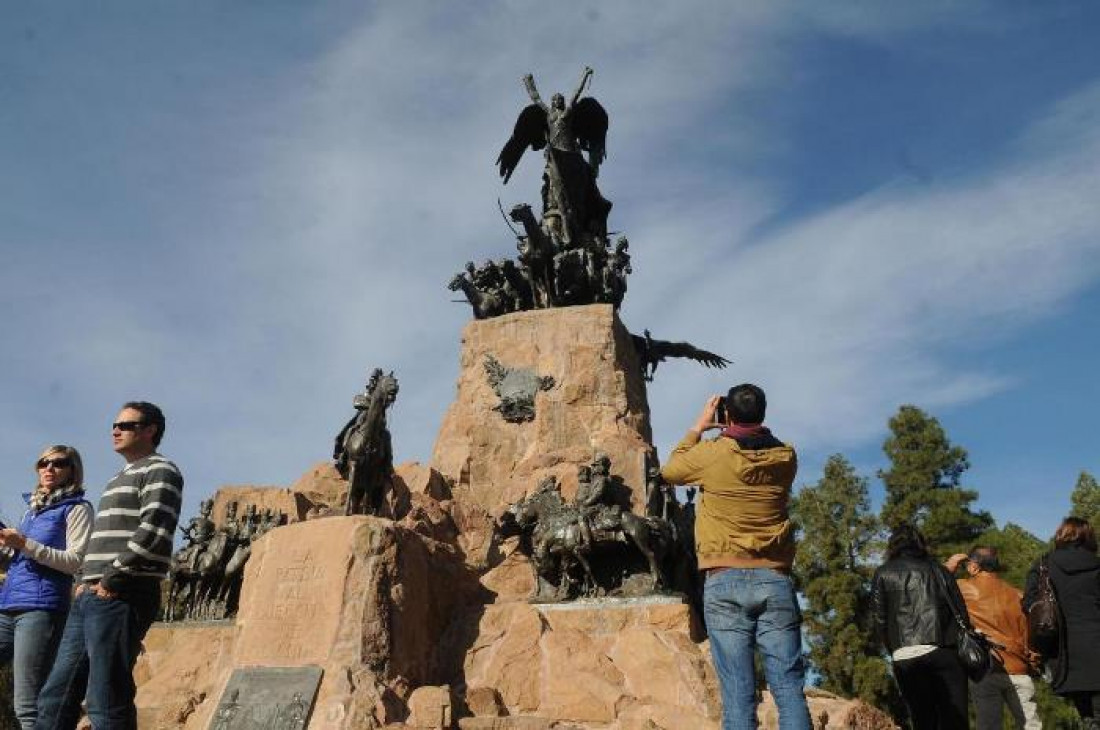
[1024,517,1100,728]
[871,523,970,729]
[0,445,94,730]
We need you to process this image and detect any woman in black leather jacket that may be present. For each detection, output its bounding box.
[871,523,970,729]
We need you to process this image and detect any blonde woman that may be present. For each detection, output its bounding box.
[0,445,94,730]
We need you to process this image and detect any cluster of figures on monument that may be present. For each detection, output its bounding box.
[450,67,632,319]
[164,500,287,622]
[497,453,698,603]
[449,232,630,319]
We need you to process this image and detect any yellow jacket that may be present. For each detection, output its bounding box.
[662,431,797,572]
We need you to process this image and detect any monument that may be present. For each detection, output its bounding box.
[131,69,892,730]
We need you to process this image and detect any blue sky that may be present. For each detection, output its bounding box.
[2,2,1097,542]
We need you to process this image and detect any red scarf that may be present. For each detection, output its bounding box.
[721,422,771,440]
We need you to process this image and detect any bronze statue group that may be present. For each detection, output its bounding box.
[165,499,287,623]
[496,453,692,604]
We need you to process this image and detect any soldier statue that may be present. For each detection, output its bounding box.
[176,498,215,572]
[575,453,622,550]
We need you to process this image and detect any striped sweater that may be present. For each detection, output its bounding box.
[82,453,183,591]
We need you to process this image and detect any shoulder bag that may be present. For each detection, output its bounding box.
[1027,555,1062,656]
[934,562,993,681]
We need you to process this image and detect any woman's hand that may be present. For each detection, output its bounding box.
[0,528,27,551]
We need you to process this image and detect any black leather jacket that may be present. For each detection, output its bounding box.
[871,554,967,652]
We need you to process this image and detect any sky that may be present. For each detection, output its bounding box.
[2,2,1098,542]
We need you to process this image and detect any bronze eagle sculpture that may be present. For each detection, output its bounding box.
[630,329,732,382]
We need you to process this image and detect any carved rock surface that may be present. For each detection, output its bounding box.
[292,462,349,512]
[462,599,720,728]
[134,623,235,729]
[210,485,311,526]
[457,598,892,730]
[405,685,454,729]
[431,304,652,518]
[290,460,450,522]
[137,517,469,729]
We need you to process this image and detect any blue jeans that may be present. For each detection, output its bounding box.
[703,568,811,730]
[0,609,67,730]
[34,582,159,730]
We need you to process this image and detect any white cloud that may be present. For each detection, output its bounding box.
[644,80,1100,450]
[1,3,1097,536]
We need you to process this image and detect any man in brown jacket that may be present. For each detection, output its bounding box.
[662,384,810,730]
[945,546,1041,729]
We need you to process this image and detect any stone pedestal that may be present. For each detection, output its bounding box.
[137,517,469,729]
[134,302,900,730]
[134,623,236,728]
[431,305,652,515]
[461,598,721,729]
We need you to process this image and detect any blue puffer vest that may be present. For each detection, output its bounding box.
[0,494,89,612]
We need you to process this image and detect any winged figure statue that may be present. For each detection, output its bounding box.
[630,329,732,382]
[496,67,611,244]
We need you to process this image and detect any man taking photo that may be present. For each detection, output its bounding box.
[662,383,810,730]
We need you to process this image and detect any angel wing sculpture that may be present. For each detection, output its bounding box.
[496,67,611,244]
[630,329,732,382]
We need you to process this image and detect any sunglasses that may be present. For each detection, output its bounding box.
[112,420,147,432]
[37,457,73,470]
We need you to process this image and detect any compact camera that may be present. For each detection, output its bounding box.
[715,396,728,424]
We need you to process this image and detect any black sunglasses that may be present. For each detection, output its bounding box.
[37,457,73,470]
[112,420,147,432]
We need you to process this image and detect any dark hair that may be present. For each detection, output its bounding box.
[1054,517,1097,552]
[121,401,166,447]
[726,383,767,424]
[967,545,1000,572]
[886,523,930,561]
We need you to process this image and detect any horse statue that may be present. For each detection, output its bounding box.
[190,528,234,620]
[448,272,507,320]
[165,552,196,622]
[497,472,676,602]
[334,368,399,515]
[164,498,216,621]
[204,504,258,617]
[497,477,594,601]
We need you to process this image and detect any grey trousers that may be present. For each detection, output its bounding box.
[971,670,1041,730]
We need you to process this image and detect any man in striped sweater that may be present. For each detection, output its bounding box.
[35,401,183,730]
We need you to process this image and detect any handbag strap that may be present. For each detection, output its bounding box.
[1037,554,1058,601]
[932,559,972,634]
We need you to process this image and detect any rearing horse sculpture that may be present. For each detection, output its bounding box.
[335,369,399,515]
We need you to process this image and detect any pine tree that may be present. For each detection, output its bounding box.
[1070,470,1100,526]
[878,405,992,555]
[792,455,896,711]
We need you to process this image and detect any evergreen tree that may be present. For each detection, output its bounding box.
[878,405,992,555]
[792,455,896,711]
[1070,470,1100,526]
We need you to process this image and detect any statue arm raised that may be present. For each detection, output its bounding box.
[523,73,548,110]
[570,66,593,108]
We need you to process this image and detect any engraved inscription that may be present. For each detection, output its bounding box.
[244,545,339,663]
